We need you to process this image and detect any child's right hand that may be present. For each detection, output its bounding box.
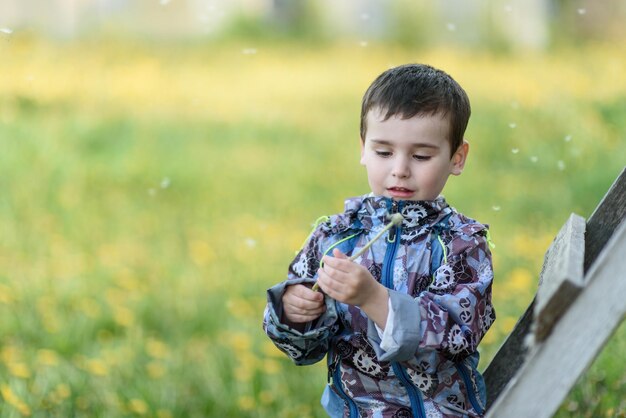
[282,284,326,324]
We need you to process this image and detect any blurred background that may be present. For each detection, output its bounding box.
[1,1,625,417]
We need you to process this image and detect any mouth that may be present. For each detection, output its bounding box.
[387,187,415,198]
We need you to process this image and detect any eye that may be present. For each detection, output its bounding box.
[375,150,392,157]
[413,155,431,161]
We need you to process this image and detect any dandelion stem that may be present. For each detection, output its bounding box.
[312,213,403,292]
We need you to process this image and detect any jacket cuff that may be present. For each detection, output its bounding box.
[368,290,421,362]
[266,278,338,336]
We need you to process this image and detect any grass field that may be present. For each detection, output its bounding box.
[1,34,625,417]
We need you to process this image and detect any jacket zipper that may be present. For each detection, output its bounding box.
[329,347,359,417]
[382,200,425,418]
[456,363,485,415]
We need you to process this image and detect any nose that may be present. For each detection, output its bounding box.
[391,156,410,178]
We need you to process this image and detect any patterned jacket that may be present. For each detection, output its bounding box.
[263,195,496,417]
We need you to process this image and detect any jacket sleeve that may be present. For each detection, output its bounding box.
[368,229,496,362]
[262,224,341,366]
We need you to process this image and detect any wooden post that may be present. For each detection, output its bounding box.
[485,219,626,418]
[534,213,585,341]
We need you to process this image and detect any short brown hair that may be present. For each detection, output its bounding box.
[360,64,471,157]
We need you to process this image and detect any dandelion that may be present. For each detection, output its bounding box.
[146,338,170,359]
[500,316,518,334]
[507,268,533,292]
[492,206,501,212]
[54,383,71,399]
[511,148,519,154]
[508,122,517,129]
[238,396,255,411]
[1,384,31,416]
[189,240,216,266]
[113,306,135,327]
[86,358,109,376]
[9,362,32,379]
[227,332,252,352]
[263,358,281,375]
[129,398,149,415]
[564,134,572,142]
[37,349,60,367]
[0,283,14,304]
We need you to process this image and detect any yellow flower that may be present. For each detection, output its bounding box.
[263,359,281,375]
[237,396,255,411]
[113,306,135,327]
[86,358,109,376]
[129,398,149,415]
[189,240,216,266]
[226,331,251,352]
[0,384,31,416]
[37,349,60,367]
[507,268,534,293]
[8,362,31,379]
[55,383,71,399]
[146,338,170,359]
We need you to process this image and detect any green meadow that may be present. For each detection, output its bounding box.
[1,35,625,417]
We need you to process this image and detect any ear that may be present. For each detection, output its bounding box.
[450,140,469,176]
[359,139,366,166]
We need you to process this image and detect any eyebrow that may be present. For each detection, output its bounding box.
[369,139,440,149]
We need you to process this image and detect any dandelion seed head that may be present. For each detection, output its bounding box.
[564,134,572,142]
[511,148,519,154]
[530,156,539,163]
[492,206,501,212]
[509,122,517,129]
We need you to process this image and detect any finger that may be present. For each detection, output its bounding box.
[332,248,349,259]
[291,284,324,302]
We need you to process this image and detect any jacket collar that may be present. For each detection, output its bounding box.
[340,194,451,232]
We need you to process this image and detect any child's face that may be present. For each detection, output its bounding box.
[360,108,468,201]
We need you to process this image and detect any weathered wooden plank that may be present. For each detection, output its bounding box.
[483,301,534,409]
[485,219,626,418]
[584,167,626,273]
[533,213,586,341]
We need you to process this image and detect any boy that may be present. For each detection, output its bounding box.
[263,64,495,417]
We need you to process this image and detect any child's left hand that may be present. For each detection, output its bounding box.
[317,248,384,307]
